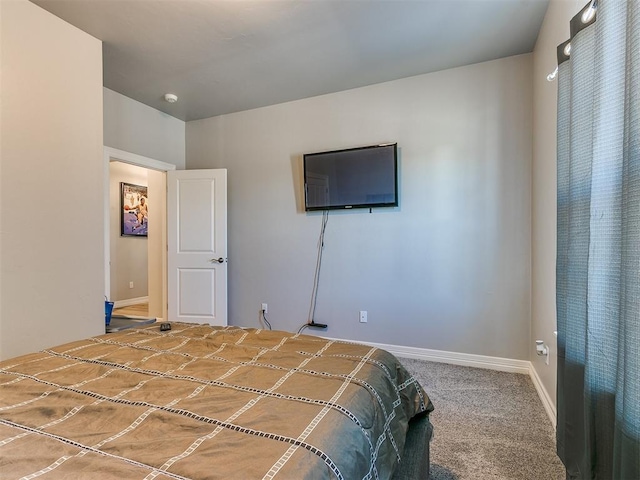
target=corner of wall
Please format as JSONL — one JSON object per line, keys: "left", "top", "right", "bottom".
{"left": 529, "top": 361, "right": 557, "bottom": 428}
{"left": 530, "top": 0, "right": 585, "bottom": 416}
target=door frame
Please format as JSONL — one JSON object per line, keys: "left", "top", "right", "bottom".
{"left": 103, "top": 147, "right": 176, "bottom": 313}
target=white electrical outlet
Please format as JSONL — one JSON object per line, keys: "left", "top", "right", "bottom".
{"left": 261, "top": 303, "right": 268, "bottom": 313}
{"left": 129, "top": 281, "right": 134, "bottom": 289}
{"left": 359, "top": 311, "right": 367, "bottom": 323}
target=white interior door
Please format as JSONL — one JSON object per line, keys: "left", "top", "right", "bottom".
{"left": 167, "top": 169, "right": 227, "bottom": 325}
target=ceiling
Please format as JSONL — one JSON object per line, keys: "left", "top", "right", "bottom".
{"left": 31, "top": 0, "right": 549, "bottom": 122}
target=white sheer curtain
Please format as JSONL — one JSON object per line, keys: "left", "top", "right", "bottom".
{"left": 556, "top": 0, "right": 639, "bottom": 478}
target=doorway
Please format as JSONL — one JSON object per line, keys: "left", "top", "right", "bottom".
{"left": 104, "top": 147, "right": 176, "bottom": 321}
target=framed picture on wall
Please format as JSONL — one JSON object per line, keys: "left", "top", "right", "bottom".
{"left": 121, "top": 182, "right": 148, "bottom": 237}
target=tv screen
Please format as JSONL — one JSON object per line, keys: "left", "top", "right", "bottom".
{"left": 303, "top": 143, "right": 398, "bottom": 211}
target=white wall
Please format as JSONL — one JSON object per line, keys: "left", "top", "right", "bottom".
{"left": 0, "top": 0, "right": 3, "bottom": 361}
{"left": 109, "top": 162, "right": 148, "bottom": 302}
{"left": 104, "top": 88, "right": 186, "bottom": 169}
{"left": 187, "top": 54, "right": 533, "bottom": 360}
{"left": 531, "top": 0, "right": 583, "bottom": 412}
{"left": 0, "top": 0, "right": 104, "bottom": 360}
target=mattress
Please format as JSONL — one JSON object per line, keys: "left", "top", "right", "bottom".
{"left": 0, "top": 323, "right": 433, "bottom": 479}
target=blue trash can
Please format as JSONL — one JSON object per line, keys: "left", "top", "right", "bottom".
{"left": 105, "top": 299, "right": 114, "bottom": 326}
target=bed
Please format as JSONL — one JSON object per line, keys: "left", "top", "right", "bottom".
{"left": 0, "top": 323, "right": 433, "bottom": 479}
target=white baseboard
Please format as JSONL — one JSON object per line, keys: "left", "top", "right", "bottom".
{"left": 325, "top": 336, "right": 555, "bottom": 426}
{"left": 342, "top": 338, "right": 530, "bottom": 374}
{"left": 113, "top": 296, "right": 148, "bottom": 308}
{"left": 529, "top": 363, "right": 557, "bottom": 429}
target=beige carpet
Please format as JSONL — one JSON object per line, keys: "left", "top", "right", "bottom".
{"left": 400, "top": 358, "right": 565, "bottom": 480}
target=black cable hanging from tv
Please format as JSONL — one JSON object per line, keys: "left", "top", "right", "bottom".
{"left": 299, "top": 211, "right": 329, "bottom": 333}
{"left": 261, "top": 309, "right": 272, "bottom": 330}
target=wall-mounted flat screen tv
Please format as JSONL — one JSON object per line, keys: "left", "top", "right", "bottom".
{"left": 303, "top": 143, "right": 398, "bottom": 211}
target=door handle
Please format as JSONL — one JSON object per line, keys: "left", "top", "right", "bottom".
{"left": 210, "top": 257, "right": 225, "bottom": 264}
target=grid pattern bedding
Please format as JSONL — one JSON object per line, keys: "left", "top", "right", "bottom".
{"left": 0, "top": 323, "right": 433, "bottom": 479}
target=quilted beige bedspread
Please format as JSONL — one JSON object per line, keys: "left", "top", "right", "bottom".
{"left": 0, "top": 324, "right": 432, "bottom": 479}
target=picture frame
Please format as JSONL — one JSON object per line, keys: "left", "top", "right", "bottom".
{"left": 121, "top": 182, "right": 148, "bottom": 237}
